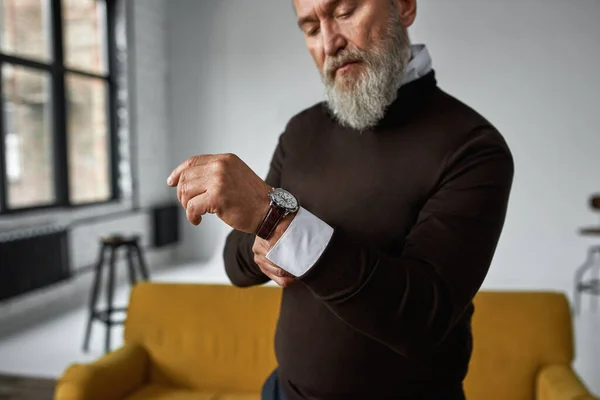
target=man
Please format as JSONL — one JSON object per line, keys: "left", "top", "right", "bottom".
{"left": 167, "top": 0, "right": 514, "bottom": 399}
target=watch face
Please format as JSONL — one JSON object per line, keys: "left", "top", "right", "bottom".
{"left": 271, "top": 188, "right": 298, "bottom": 211}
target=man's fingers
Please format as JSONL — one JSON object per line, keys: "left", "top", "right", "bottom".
{"left": 253, "top": 242, "right": 296, "bottom": 287}
{"left": 185, "top": 194, "right": 209, "bottom": 225}
{"left": 269, "top": 275, "right": 296, "bottom": 288}
{"left": 256, "top": 257, "right": 294, "bottom": 278}
{"left": 252, "top": 237, "right": 271, "bottom": 254}
{"left": 167, "top": 154, "right": 220, "bottom": 187}
{"left": 255, "top": 258, "right": 296, "bottom": 288}
{"left": 177, "top": 176, "right": 208, "bottom": 208}
{"left": 262, "top": 265, "right": 296, "bottom": 287}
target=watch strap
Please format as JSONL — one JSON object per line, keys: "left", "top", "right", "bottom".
{"left": 255, "top": 204, "right": 287, "bottom": 240}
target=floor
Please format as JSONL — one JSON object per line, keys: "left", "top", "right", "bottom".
{"left": 0, "top": 260, "right": 598, "bottom": 397}
{"left": 0, "top": 259, "right": 238, "bottom": 379}
{"left": 0, "top": 374, "right": 55, "bottom": 400}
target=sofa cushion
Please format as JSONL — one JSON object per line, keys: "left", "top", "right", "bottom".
{"left": 124, "top": 384, "right": 260, "bottom": 400}
{"left": 464, "top": 291, "right": 573, "bottom": 400}
{"left": 125, "top": 284, "right": 281, "bottom": 392}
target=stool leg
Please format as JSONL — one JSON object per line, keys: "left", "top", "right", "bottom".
{"left": 574, "top": 249, "right": 595, "bottom": 315}
{"left": 126, "top": 246, "right": 138, "bottom": 286}
{"left": 591, "top": 259, "right": 599, "bottom": 313}
{"left": 105, "top": 246, "right": 117, "bottom": 354}
{"left": 83, "top": 244, "right": 106, "bottom": 352}
{"left": 133, "top": 242, "right": 150, "bottom": 281}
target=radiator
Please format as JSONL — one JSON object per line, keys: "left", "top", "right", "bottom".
{"left": 0, "top": 225, "right": 71, "bottom": 302}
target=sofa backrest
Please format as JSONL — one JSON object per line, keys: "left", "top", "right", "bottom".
{"left": 125, "top": 283, "right": 574, "bottom": 398}
{"left": 464, "top": 290, "right": 574, "bottom": 400}
{"left": 125, "top": 283, "right": 282, "bottom": 393}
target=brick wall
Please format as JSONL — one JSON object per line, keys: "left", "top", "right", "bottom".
{"left": 130, "top": 0, "right": 172, "bottom": 211}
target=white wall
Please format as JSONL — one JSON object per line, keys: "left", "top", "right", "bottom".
{"left": 0, "top": 0, "right": 177, "bottom": 336}
{"left": 130, "top": 0, "right": 173, "bottom": 211}
{"left": 167, "top": 0, "right": 600, "bottom": 393}
{"left": 167, "top": 0, "right": 322, "bottom": 262}
{"left": 410, "top": 1, "right": 600, "bottom": 293}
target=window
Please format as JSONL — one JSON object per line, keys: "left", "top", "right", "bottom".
{"left": 0, "top": 0, "right": 118, "bottom": 213}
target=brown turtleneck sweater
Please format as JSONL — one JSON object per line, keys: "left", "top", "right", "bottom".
{"left": 223, "top": 71, "right": 514, "bottom": 400}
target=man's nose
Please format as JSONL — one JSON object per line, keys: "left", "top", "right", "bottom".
{"left": 321, "top": 23, "right": 347, "bottom": 57}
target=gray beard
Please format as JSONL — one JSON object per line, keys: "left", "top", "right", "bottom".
{"left": 321, "top": 10, "right": 412, "bottom": 131}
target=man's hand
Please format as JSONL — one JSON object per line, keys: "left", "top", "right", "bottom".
{"left": 252, "top": 236, "right": 296, "bottom": 287}
{"left": 167, "top": 153, "right": 271, "bottom": 233}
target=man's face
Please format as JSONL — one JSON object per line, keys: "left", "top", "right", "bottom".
{"left": 293, "top": 0, "right": 417, "bottom": 130}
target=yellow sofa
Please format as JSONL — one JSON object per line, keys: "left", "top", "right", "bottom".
{"left": 54, "top": 283, "right": 597, "bottom": 400}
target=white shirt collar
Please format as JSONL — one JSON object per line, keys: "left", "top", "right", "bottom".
{"left": 402, "top": 44, "right": 433, "bottom": 85}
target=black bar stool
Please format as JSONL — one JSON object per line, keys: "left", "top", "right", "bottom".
{"left": 82, "top": 234, "right": 150, "bottom": 354}
{"left": 574, "top": 195, "right": 600, "bottom": 315}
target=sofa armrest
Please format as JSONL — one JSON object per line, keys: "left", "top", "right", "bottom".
{"left": 54, "top": 342, "right": 149, "bottom": 400}
{"left": 536, "top": 364, "right": 598, "bottom": 400}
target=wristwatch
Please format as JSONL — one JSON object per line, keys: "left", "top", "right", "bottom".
{"left": 255, "top": 188, "right": 299, "bottom": 240}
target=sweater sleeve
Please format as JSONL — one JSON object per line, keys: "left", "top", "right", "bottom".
{"left": 223, "top": 134, "right": 286, "bottom": 287}
{"left": 298, "top": 126, "right": 514, "bottom": 359}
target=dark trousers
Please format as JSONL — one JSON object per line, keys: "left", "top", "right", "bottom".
{"left": 261, "top": 369, "right": 465, "bottom": 400}
{"left": 261, "top": 369, "right": 289, "bottom": 400}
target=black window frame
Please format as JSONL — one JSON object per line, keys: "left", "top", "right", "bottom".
{"left": 0, "top": 0, "right": 119, "bottom": 215}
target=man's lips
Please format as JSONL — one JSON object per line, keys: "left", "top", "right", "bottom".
{"left": 333, "top": 61, "right": 360, "bottom": 75}
{"left": 331, "top": 61, "right": 360, "bottom": 75}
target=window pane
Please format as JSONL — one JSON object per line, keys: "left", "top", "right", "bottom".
{"left": 66, "top": 73, "right": 111, "bottom": 204}
{"left": 2, "top": 64, "right": 55, "bottom": 208}
{"left": 0, "top": 0, "right": 51, "bottom": 62}
{"left": 63, "top": 0, "right": 107, "bottom": 74}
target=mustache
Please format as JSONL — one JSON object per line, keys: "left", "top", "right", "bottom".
{"left": 324, "top": 49, "right": 367, "bottom": 77}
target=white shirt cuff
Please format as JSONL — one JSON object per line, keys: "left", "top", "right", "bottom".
{"left": 266, "top": 207, "right": 334, "bottom": 277}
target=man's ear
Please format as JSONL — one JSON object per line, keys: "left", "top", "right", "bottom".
{"left": 392, "top": 0, "right": 417, "bottom": 28}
